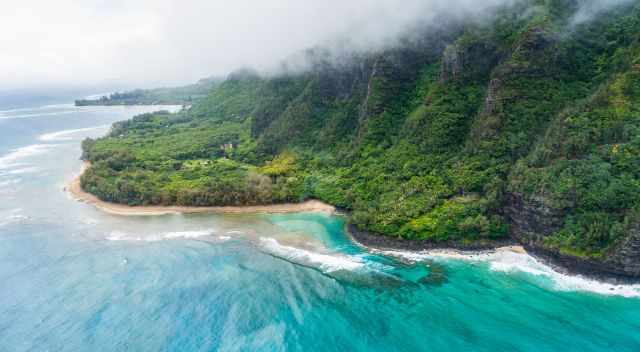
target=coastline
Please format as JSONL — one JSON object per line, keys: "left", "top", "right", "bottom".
{"left": 67, "top": 164, "right": 638, "bottom": 284}
{"left": 66, "top": 162, "right": 335, "bottom": 216}
{"left": 347, "top": 223, "right": 640, "bottom": 285}
{"left": 345, "top": 222, "right": 527, "bottom": 259}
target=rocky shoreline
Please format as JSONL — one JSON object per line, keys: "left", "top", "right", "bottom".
{"left": 346, "top": 223, "right": 517, "bottom": 252}
{"left": 346, "top": 223, "right": 640, "bottom": 285}
{"left": 72, "top": 163, "right": 639, "bottom": 284}
{"left": 520, "top": 245, "right": 640, "bottom": 285}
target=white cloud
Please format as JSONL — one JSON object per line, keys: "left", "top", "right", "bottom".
{"left": 0, "top": 0, "right": 632, "bottom": 90}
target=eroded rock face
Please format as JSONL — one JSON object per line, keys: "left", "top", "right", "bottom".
{"left": 506, "top": 192, "right": 640, "bottom": 281}
{"left": 506, "top": 193, "right": 564, "bottom": 245}
{"left": 603, "top": 219, "right": 640, "bottom": 277}
{"left": 440, "top": 44, "right": 463, "bottom": 82}
{"left": 439, "top": 41, "right": 501, "bottom": 83}
{"left": 482, "top": 78, "right": 503, "bottom": 116}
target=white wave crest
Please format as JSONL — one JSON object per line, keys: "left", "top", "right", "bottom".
{"left": 0, "top": 106, "right": 119, "bottom": 120}
{"left": 5, "top": 166, "right": 40, "bottom": 175}
{"left": 106, "top": 229, "right": 215, "bottom": 242}
{"left": 260, "top": 237, "right": 365, "bottom": 273}
{"left": 0, "top": 144, "right": 55, "bottom": 171}
{"left": 38, "top": 125, "right": 109, "bottom": 141}
{"left": 0, "top": 104, "right": 182, "bottom": 120}
{"left": 0, "top": 103, "right": 73, "bottom": 115}
{"left": 381, "top": 248, "right": 640, "bottom": 298}
{"left": 0, "top": 109, "right": 81, "bottom": 120}
{"left": 0, "top": 179, "right": 20, "bottom": 188}
{"left": 0, "top": 209, "right": 30, "bottom": 227}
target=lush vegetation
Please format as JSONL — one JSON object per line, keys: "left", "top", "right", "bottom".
{"left": 75, "top": 77, "right": 220, "bottom": 106}
{"left": 81, "top": 0, "right": 640, "bottom": 258}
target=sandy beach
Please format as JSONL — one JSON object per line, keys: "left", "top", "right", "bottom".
{"left": 66, "top": 162, "right": 336, "bottom": 216}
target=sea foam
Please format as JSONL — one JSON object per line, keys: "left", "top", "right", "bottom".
{"left": 259, "top": 237, "right": 365, "bottom": 273}
{"left": 38, "top": 125, "right": 109, "bottom": 142}
{"left": 0, "top": 209, "right": 29, "bottom": 228}
{"left": 0, "top": 144, "right": 55, "bottom": 172}
{"left": 106, "top": 230, "right": 216, "bottom": 242}
{"left": 0, "top": 179, "right": 20, "bottom": 188}
{"left": 381, "top": 248, "right": 640, "bottom": 298}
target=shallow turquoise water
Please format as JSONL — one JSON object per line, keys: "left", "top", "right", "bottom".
{"left": 0, "top": 103, "right": 639, "bottom": 351}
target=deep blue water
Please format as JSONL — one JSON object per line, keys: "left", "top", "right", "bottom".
{"left": 0, "top": 103, "right": 639, "bottom": 351}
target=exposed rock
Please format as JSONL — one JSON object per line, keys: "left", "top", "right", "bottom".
{"left": 347, "top": 223, "right": 516, "bottom": 252}
{"left": 505, "top": 192, "right": 564, "bottom": 245}
{"left": 507, "top": 192, "right": 640, "bottom": 282}
{"left": 440, "top": 44, "right": 463, "bottom": 82}
{"left": 482, "top": 78, "right": 503, "bottom": 116}
{"left": 439, "top": 40, "right": 501, "bottom": 83}
{"left": 602, "top": 218, "right": 640, "bottom": 277}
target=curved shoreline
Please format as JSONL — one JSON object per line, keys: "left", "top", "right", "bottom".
{"left": 66, "top": 162, "right": 335, "bottom": 216}
{"left": 66, "top": 164, "right": 637, "bottom": 284}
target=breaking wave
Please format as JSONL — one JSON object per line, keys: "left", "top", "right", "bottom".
{"left": 106, "top": 230, "right": 217, "bottom": 242}
{"left": 0, "top": 209, "right": 30, "bottom": 228}
{"left": 381, "top": 248, "right": 640, "bottom": 298}
{"left": 38, "top": 125, "right": 110, "bottom": 142}
{"left": 0, "top": 144, "right": 56, "bottom": 175}
{"left": 259, "top": 237, "right": 365, "bottom": 273}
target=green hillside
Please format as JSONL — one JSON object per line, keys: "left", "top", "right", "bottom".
{"left": 80, "top": 0, "right": 640, "bottom": 277}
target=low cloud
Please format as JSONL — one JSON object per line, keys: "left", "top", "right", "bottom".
{"left": 571, "top": 0, "right": 635, "bottom": 25}
{"left": 0, "top": 0, "right": 633, "bottom": 91}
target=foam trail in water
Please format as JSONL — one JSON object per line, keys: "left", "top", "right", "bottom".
{"left": 38, "top": 125, "right": 110, "bottom": 142}
{"left": 0, "top": 109, "right": 88, "bottom": 120}
{"left": 5, "top": 167, "right": 40, "bottom": 175}
{"left": 106, "top": 230, "right": 216, "bottom": 242}
{"left": 0, "top": 208, "right": 29, "bottom": 228}
{"left": 0, "top": 106, "right": 125, "bottom": 120}
{"left": 0, "top": 144, "right": 55, "bottom": 171}
{"left": 7, "top": 103, "right": 73, "bottom": 112}
{"left": 260, "top": 237, "right": 365, "bottom": 273}
{"left": 0, "top": 179, "right": 20, "bottom": 188}
{"left": 381, "top": 249, "right": 640, "bottom": 298}
{"left": 0, "top": 103, "right": 73, "bottom": 115}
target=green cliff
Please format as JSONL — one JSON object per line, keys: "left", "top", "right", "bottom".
{"left": 80, "top": 0, "right": 640, "bottom": 279}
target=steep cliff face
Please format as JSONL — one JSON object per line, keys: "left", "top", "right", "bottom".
{"left": 506, "top": 41, "right": 640, "bottom": 278}
{"left": 606, "top": 219, "right": 640, "bottom": 277}
{"left": 81, "top": 0, "right": 640, "bottom": 280}
{"left": 506, "top": 193, "right": 565, "bottom": 244}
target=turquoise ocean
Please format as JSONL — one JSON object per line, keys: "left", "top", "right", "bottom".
{"left": 0, "top": 102, "right": 639, "bottom": 351}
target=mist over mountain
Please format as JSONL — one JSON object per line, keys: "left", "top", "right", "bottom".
{"left": 2, "top": 0, "right": 633, "bottom": 91}
{"left": 78, "top": 0, "right": 640, "bottom": 280}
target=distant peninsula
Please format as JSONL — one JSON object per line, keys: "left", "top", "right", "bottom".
{"left": 75, "top": 77, "right": 220, "bottom": 106}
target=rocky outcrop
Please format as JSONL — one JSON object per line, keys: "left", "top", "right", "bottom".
{"left": 506, "top": 192, "right": 640, "bottom": 282}
{"left": 482, "top": 78, "right": 503, "bottom": 116}
{"left": 505, "top": 193, "right": 564, "bottom": 245}
{"left": 347, "top": 224, "right": 517, "bottom": 252}
{"left": 439, "top": 40, "right": 501, "bottom": 83}
{"left": 440, "top": 44, "right": 464, "bottom": 82}
{"left": 602, "top": 219, "right": 640, "bottom": 278}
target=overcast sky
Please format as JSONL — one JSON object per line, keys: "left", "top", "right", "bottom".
{"left": 0, "top": 0, "right": 632, "bottom": 91}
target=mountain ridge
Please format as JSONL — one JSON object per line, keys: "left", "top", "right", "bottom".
{"left": 79, "top": 0, "right": 640, "bottom": 280}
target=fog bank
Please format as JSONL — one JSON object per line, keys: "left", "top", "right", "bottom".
{"left": 0, "top": 0, "right": 634, "bottom": 90}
